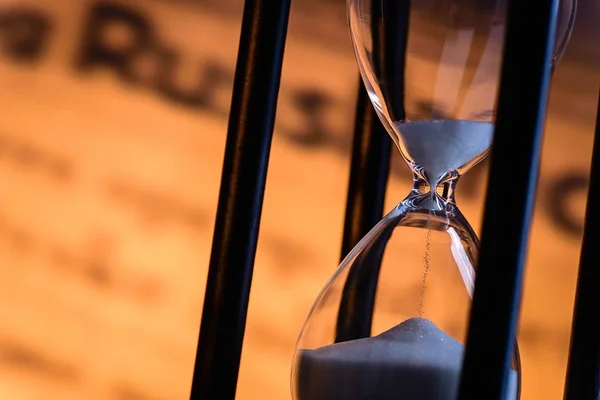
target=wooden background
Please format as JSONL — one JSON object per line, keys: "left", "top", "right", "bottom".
{"left": 0, "top": 0, "right": 598, "bottom": 399}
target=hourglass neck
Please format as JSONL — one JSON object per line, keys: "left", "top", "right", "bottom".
{"left": 401, "top": 170, "right": 460, "bottom": 212}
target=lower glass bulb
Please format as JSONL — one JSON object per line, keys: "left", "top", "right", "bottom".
{"left": 291, "top": 200, "right": 520, "bottom": 400}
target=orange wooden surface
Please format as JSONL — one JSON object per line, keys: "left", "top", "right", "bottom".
{"left": 0, "top": 1, "right": 597, "bottom": 399}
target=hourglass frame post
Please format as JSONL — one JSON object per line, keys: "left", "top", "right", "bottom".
{"left": 563, "top": 92, "right": 600, "bottom": 400}
{"left": 457, "top": 0, "right": 559, "bottom": 399}
{"left": 335, "top": 0, "right": 409, "bottom": 344}
{"left": 340, "top": 82, "right": 392, "bottom": 272}
{"left": 189, "top": 0, "right": 291, "bottom": 398}
{"left": 334, "top": 82, "right": 393, "bottom": 343}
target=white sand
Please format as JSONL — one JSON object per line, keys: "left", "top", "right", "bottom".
{"left": 396, "top": 120, "right": 494, "bottom": 184}
{"left": 296, "top": 317, "right": 517, "bottom": 400}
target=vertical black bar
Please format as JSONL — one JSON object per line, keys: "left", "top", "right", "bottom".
{"left": 189, "top": 0, "right": 291, "bottom": 399}
{"left": 334, "top": 83, "right": 392, "bottom": 342}
{"left": 340, "top": 84, "right": 392, "bottom": 273}
{"left": 563, "top": 91, "right": 600, "bottom": 400}
{"left": 458, "top": 0, "right": 558, "bottom": 399}
{"left": 334, "top": 0, "right": 408, "bottom": 343}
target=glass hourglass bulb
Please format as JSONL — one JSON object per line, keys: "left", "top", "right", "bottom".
{"left": 291, "top": 1, "right": 576, "bottom": 399}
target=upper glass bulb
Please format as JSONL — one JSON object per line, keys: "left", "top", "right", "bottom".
{"left": 349, "top": 0, "right": 575, "bottom": 186}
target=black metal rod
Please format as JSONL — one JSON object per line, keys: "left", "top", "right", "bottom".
{"left": 340, "top": 82, "right": 392, "bottom": 276}
{"left": 457, "top": 0, "right": 558, "bottom": 398}
{"left": 334, "top": 83, "right": 392, "bottom": 342}
{"left": 189, "top": 0, "right": 291, "bottom": 398}
{"left": 563, "top": 91, "right": 600, "bottom": 400}
{"left": 334, "top": 0, "right": 407, "bottom": 344}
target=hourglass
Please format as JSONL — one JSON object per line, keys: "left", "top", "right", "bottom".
{"left": 291, "top": 0, "right": 576, "bottom": 399}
